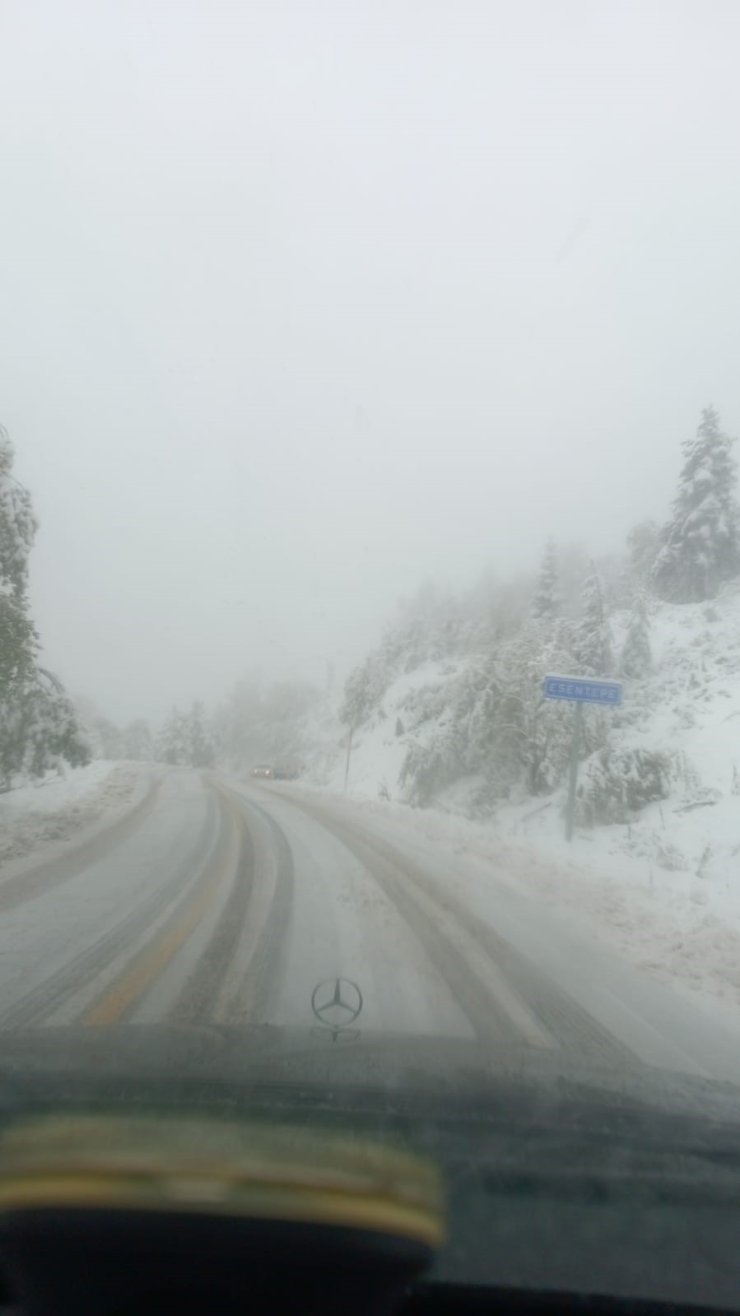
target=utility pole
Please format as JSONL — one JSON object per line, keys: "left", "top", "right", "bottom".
{"left": 343, "top": 724, "right": 354, "bottom": 792}
{"left": 565, "top": 701, "right": 583, "bottom": 842}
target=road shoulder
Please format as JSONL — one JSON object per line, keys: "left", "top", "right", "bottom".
{"left": 0, "top": 762, "right": 161, "bottom": 887}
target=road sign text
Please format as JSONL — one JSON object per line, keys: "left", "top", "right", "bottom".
{"left": 543, "top": 675, "right": 623, "bottom": 706}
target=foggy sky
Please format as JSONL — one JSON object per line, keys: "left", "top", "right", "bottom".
{"left": 1, "top": 0, "right": 739, "bottom": 724}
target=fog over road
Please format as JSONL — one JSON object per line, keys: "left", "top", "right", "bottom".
{"left": 0, "top": 768, "right": 737, "bottom": 1089}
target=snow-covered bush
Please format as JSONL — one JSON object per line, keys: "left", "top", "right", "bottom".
{"left": 577, "top": 745, "right": 673, "bottom": 825}
{"left": 399, "top": 664, "right": 497, "bottom": 805}
{"left": 0, "top": 674, "right": 90, "bottom": 790}
{"left": 341, "top": 653, "right": 389, "bottom": 728}
{"left": 400, "top": 723, "right": 463, "bottom": 806}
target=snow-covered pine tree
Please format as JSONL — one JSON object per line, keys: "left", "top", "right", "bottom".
{"left": 156, "top": 707, "right": 189, "bottom": 765}
{"left": 0, "top": 429, "right": 38, "bottom": 699}
{"left": 531, "top": 538, "right": 560, "bottom": 622}
{"left": 211, "top": 675, "right": 262, "bottom": 767}
{"left": 574, "top": 569, "right": 612, "bottom": 676}
{"left": 340, "top": 656, "right": 385, "bottom": 729}
{"left": 494, "top": 620, "right": 576, "bottom": 797}
{"left": 122, "top": 719, "right": 153, "bottom": 760}
{"left": 619, "top": 594, "right": 652, "bottom": 680}
{"left": 610, "top": 520, "right": 660, "bottom": 610}
{"left": 187, "top": 701, "right": 214, "bottom": 767}
{"left": 626, "top": 520, "right": 659, "bottom": 591}
{"left": 653, "top": 407, "right": 740, "bottom": 602}
{"left": 0, "top": 429, "right": 88, "bottom": 788}
{"left": 92, "top": 717, "right": 123, "bottom": 759}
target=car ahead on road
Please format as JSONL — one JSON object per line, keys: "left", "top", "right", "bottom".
{"left": 252, "top": 763, "right": 301, "bottom": 781}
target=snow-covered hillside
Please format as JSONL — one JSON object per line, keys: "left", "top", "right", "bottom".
{"left": 296, "top": 582, "right": 740, "bottom": 1011}
{"left": 308, "top": 658, "right": 469, "bottom": 799}
{"left": 310, "top": 585, "right": 740, "bottom": 856}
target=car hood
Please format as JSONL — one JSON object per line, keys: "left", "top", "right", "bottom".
{"left": 1, "top": 1027, "right": 739, "bottom": 1313}
{"left": 0, "top": 1024, "right": 739, "bottom": 1133}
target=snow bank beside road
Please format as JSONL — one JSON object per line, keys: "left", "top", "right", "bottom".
{"left": 408, "top": 802, "right": 740, "bottom": 1018}
{"left": 0, "top": 762, "right": 151, "bottom": 871}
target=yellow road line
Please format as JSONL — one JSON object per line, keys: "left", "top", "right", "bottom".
{"left": 84, "top": 796, "right": 241, "bottom": 1028}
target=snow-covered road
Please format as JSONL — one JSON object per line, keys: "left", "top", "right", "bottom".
{"left": 1, "top": 767, "right": 739, "bottom": 1088}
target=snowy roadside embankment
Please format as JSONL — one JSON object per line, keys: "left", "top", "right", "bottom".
{"left": 395, "top": 799, "right": 740, "bottom": 1018}
{"left": 0, "top": 762, "right": 153, "bottom": 872}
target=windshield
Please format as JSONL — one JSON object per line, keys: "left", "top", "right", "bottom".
{"left": 1, "top": 0, "right": 740, "bottom": 1304}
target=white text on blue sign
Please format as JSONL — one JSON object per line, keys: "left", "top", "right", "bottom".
{"left": 542, "top": 675, "right": 623, "bottom": 706}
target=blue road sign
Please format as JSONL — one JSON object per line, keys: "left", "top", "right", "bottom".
{"left": 543, "top": 674, "right": 623, "bottom": 706}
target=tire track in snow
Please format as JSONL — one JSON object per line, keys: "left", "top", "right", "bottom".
{"left": 167, "top": 792, "right": 256, "bottom": 1025}
{"left": 297, "top": 817, "right": 547, "bottom": 1050}
{"left": 254, "top": 790, "right": 633, "bottom": 1065}
{"left": 214, "top": 787, "right": 294, "bottom": 1027}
